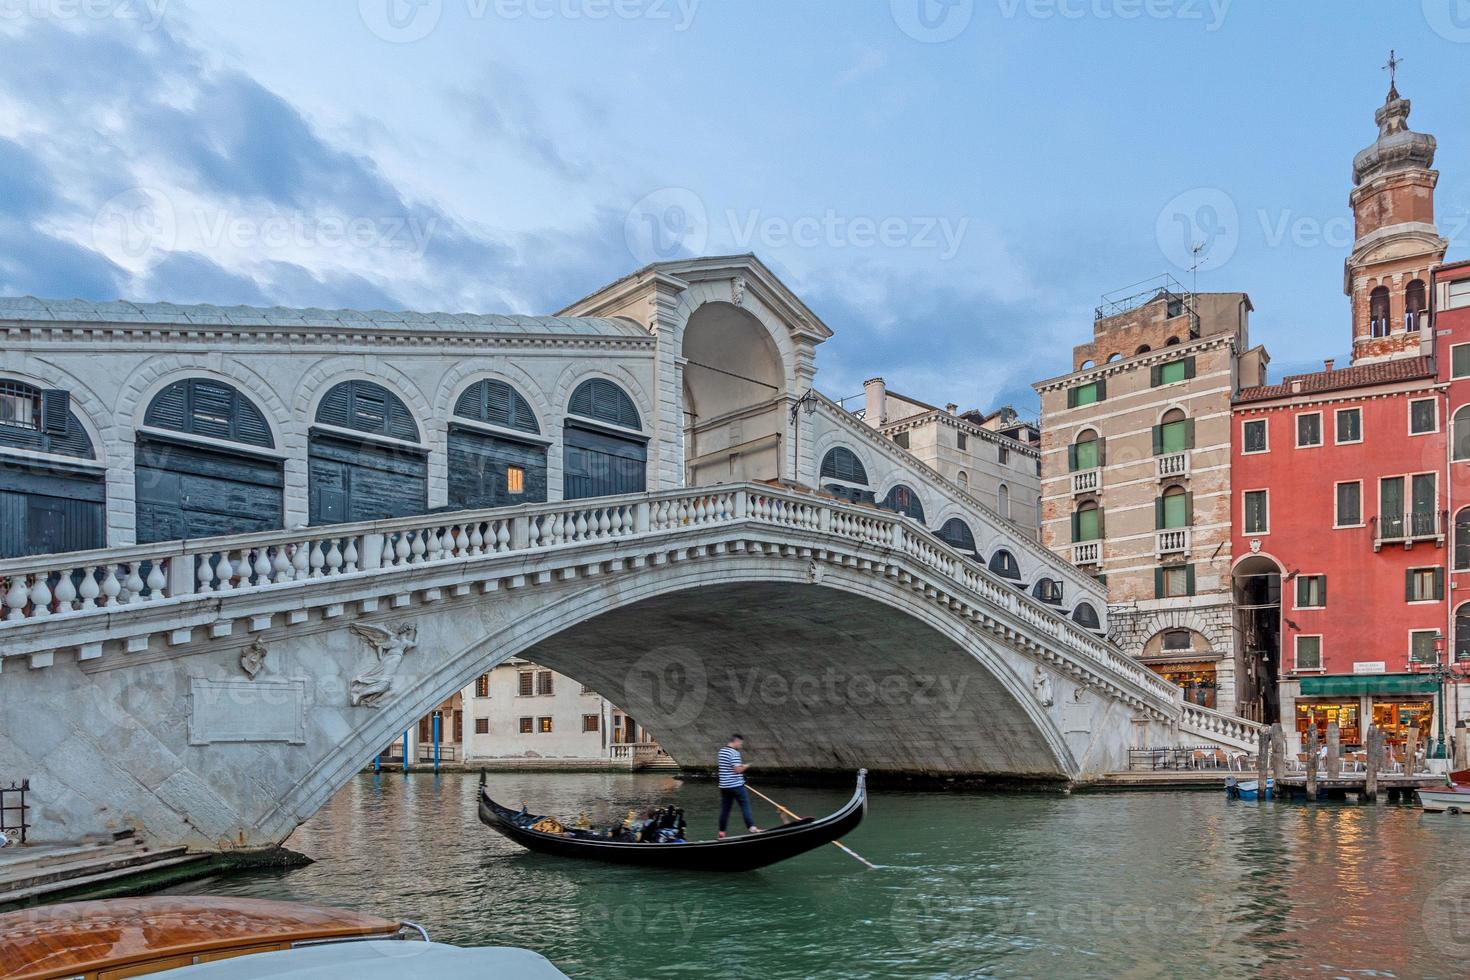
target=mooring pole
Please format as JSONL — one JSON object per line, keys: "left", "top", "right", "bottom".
{"left": 1257, "top": 726, "right": 1270, "bottom": 796}
{"left": 1305, "top": 726, "right": 1320, "bottom": 800}
{"left": 433, "top": 714, "right": 441, "bottom": 774}
{"left": 402, "top": 730, "right": 409, "bottom": 775}
{"left": 1327, "top": 722, "right": 1341, "bottom": 779}
{"left": 1364, "top": 726, "right": 1379, "bottom": 802}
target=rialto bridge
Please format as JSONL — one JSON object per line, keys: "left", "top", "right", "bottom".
{"left": 0, "top": 255, "right": 1261, "bottom": 849}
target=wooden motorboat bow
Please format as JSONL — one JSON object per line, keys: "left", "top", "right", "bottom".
{"left": 479, "top": 770, "right": 867, "bottom": 872}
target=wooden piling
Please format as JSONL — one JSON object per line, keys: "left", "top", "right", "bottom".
{"left": 1406, "top": 727, "right": 1418, "bottom": 776}
{"left": 1456, "top": 721, "right": 1468, "bottom": 771}
{"left": 1257, "top": 726, "right": 1270, "bottom": 795}
{"left": 1305, "top": 726, "right": 1320, "bottom": 799}
{"left": 1326, "top": 722, "right": 1341, "bottom": 779}
{"left": 1364, "top": 726, "right": 1379, "bottom": 802}
{"left": 1270, "top": 723, "right": 1286, "bottom": 786}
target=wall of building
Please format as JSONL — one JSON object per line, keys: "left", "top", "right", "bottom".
{"left": 461, "top": 661, "right": 627, "bottom": 762}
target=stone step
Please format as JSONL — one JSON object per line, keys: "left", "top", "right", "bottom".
{"left": 0, "top": 838, "right": 146, "bottom": 877}
{"left": 0, "top": 851, "right": 209, "bottom": 907}
{"left": 0, "top": 843, "right": 191, "bottom": 896}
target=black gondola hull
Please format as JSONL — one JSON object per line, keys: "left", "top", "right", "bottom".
{"left": 478, "top": 771, "right": 867, "bottom": 872}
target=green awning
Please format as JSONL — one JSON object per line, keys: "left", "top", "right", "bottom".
{"left": 1299, "top": 673, "right": 1439, "bottom": 697}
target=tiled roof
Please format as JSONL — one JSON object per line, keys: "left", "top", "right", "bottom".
{"left": 0, "top": 296, "right": 650, "bottom": 338}
{"left": 1235, "top": 356, "right": 1435, "bottom": 404}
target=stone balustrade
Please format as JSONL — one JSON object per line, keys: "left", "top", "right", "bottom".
{"left": 1178, "top": 703, "right": 1266, "bottom": 753}
{"left": 0, "top": 482, "right": 1183, "bottom": 718}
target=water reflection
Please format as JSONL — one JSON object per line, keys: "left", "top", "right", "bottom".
{"left": 161, "top": 774, "right": 1467, "bottom": 978}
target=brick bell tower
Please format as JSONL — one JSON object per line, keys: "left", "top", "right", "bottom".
{"left": 1346, "top": 54, "right": 1447, "bottom": 365}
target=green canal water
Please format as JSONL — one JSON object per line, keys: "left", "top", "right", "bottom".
{"left": 162, "top": 773, "right": 1470, "bottom": 978}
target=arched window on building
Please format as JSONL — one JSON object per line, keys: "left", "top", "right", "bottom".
{"left": 1072, "top": 500, "right": 1102, "bottom": 543}
{"left": 564, "top": 379, "right": 647, "bottom": 500}
{"left": 1071, "top": 601, "right": 1101, "bottom": 631}
{"left": 1069, "top": 429, "right": 1102, "bottom": 473}
{"left": 820, "top": 446, "right": 873, "bottom": 504}
{"left": 1154, "top": 408, "right": 1193, "bottom": 457}
{"left": 1165, "top": 336, "right": 1182, "bottom": 346}
{"left": 1453, "top": 407, "right": 1470, "bottom": 464}
{"left": 1107, "top": 352, "right": 1123, "bottom": 363}
{"left": 137, "top": 378, "right": 282, "bottom": 542}
{"left": 880, "top": 484, "right": 925, "bottom": 522}
{"left": 937, "top": 517, "right": 977, "bottom": 557}
{"left": 1157, "top": 484, "right": 1192, "bottom": 530}
{"left": 988, "top": 549, "right": 1021, "bottom": 582}
{"left": 956, "top": 470, "right": 969, "bottom": 489}
{"left": 1456, "top": 506, "right": 1470, "bottom": 571}
{"left": 1406, "top": 279, "right": 1428, "bottom": 332}
{"left": 997, "top": 483, "right": 1010, "bottom": 519}
{"left": 1, "top": 380, "right": 105, "bottom": 557}
{"left": 1370, "top": 285, "right": 1391, "bottom": 337}
{"left": 448, "top": 379, "right": 547, "bottom": 509}
{"left": 1457, "top": 604, "right": 1470, "bottom": 663}
{"left": 309, "top": 380, "right": 426, "bottom": 525}
{"left": 1135, "top": 344, "right": 1151, "bottom": 355}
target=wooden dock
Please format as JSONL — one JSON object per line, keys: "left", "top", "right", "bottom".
{"left": 0, "top": 833, "right": 214, "bottom": 910}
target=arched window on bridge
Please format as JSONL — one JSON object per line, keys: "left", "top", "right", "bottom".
{"left": 449, "top": 379, "right": 547, "bottom": 509}
{"left": 564, "top": 379, "right": 647, "bottom": 500}
{"left": 0, "top": 379, "right": 105, "bottom": 558}
{"left": 820, "top": 446, "right": 873, "bottom": 505}
{"left": 880, "top": 484, "right": 925, "bottom": 523}
{"left": 988, "top": 548, "right": 1021, "bottom": 582}
{"left": 1071, "top": 601, "right": 1101, "bottom": 631}
{"left": 1032, "top": 577, "right": 1063, "bottom": 605}
{"left": 936, "top": 517, "right": 978, "bottom": 557}
{"left": 136, "top": 378, "right": 282, "bottom": 543}
{"left": 310, "top": 380, "right": 426, "bottom": 525}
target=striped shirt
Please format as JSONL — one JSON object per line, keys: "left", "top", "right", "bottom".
{"left": 717, "top": 746, "right": 744, "bottom": 788}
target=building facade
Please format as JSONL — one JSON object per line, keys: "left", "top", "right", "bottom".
{"left": 1035, "top": 284, "right": 1268, "bottom": 716}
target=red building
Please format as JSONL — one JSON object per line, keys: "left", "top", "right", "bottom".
{"left": 1438, "top": 260, "right": 1470, "bottom": 705}
{"left": 1229, "top": 78, "right": 1452, "bottom": 752}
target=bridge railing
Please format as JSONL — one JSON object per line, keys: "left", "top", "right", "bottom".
{"left": 0, "top": 483, "right": 1180, "bottom": 710}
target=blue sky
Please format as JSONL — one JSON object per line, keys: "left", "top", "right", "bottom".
{"left": 2, "top": 2, "right": 1468, "bottom": 416}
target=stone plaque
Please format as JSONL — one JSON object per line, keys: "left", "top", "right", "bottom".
{"left": 188, "top": 678, "right": 307, "bottom": 746}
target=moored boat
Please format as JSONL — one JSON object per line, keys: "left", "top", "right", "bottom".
{"left": 1225, "top": 776, "right": 1274, "bottom": 800}
{"left": 479, "top": 769, "right": 867, "bottom": 872}
{"left": 1418, "top": 769, "right": 1470, "bottom": 813}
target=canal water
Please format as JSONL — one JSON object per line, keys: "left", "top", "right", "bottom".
{"left": 164, "top": 773, "right": 1470, "bottom": 978}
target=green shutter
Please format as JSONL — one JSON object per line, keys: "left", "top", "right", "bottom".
{"left": 1152, "top": 425, "right": 1163, "bottom": 456}
{"left": 1071, "top": 511, "right": 1081, "bottom": 542}
{"left": 1067, "top": 387, "right": 1078, "bottom": 409}
{"left": 1154, "top": 497, "right": 1165, "bottom": 530}
{"left": 1185, "top": 564, "right": 1196, "bottom": 596}
{"left": 1320, "top": 575, "right": 1327, "bottom": 606}
{"left": 1068, "top": 444, "right": 1078, "bottom": 472}
{"left": 1154, "top": 567, "right": 1165, "bottom": 598}
{"left": 1435, "top": 567, "right": 1446, "bottom": 600}
{"left": 1406, "top": 569, "right": 1416, "bottom": 602}
{"left": 1184, "top": 357, "right": 1196, "bottom": 380}
{"left": 1150, "top": 364, "right": 1162, "bottom": 387}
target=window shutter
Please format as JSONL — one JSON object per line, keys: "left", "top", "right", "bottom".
{"left": 1150, "top": 364, "right": 1162, "bottom": 387}
{"left": 1406, "top": 569, "right": 1416, "bottom": 602}
{"left": 1435, "top": 567, "right": 1446, "bottom": 600}
{"left": 1320, "top": 576, "right": 1327, "bottom": 606}
{"left": 1152, "top": 425, "right": 1163, "bottom": 456}
{"left": 1184, "top": 357, "right": 1197, "bottom": 380}
{"left": 1095, "top": 379, "right": 1107, "bottom": 400}
{"left": 1071, "top": 511, "right": 1081, "bottom": 542}
{"left": 1185, "top": 492, "right": 1194, "bottom": 525}
{"left": 40, "top": 390, "right": 70, "bottom": 436}
{"left": 1185, "top": 564, "right": 1196, "bottom": 596}
{"left": 1068, "top": 444, "right": 1078, "bottom": 472}
{"left": 1067, "top": 387, "right": 1078, "bottom": 409}
{"left": 1154, "top": 497, "right": 1164, "bottom": 530}
{"left": 1154, "top": 567, "right": 1165, "bottom": 598}
{"left": 1096, "top": 437, "right": 1106, "bottom": 466}
{"left": 1184, "top": 418, "right": 1196, "bottom": 449}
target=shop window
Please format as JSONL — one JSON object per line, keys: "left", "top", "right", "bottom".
{"left": 1242, "top": 419, "right": 1267, "bottom": 454}
{"left": 1243, "top": 490, "right": 1269, "bottom": 534}
{"left": 1410, "top": 629, "right": 1441, "bottom": 664}
{"left": 475, "top": 718, "right": 490, "bottom": 735}
{"left": 519, "top": 717, "right": 534, "bottom": 734}
{"left": 538, "top": 716, "right": 553, "bottom": 733}
{"left": 517, "top": 672, "right": 534, "bottom": 696}
{"left": 1294, "top": 635, "right": 1322, "bottom": 671}
{"left": 1336, "top": 482, "right": 1362, "bottom": 527}
{"left": 1296, "top": 701, "right": 1360, "bottom": 745}
{"left": 1406, "top": 567, "right": 1444, "bottom": 604}
{"left": 1335, "top": 407, "right": 1362, "bottom": 444}
{"left": 475, "top": 674, "right": 490, "bottom": 698}
{"left": 1371, "top": 701, "right": 1433, "bottom": 746}
{"left": 1152, "top": 662, "right": 1216, "bottom": 708}
{"left": 582, "top": 714, "right": 600, "bottom": 733}
{"left": 1296, "top": 413, "right": 1322, "bottom": 448}
{"left": 536, "top": 670, "right": 554, "bottom": 696}
{"left": 1410, "top": 399, "right": 1438, "bottom": 435}
{"left": 1296, "top": 575, "right": 1326, "bottom": 609}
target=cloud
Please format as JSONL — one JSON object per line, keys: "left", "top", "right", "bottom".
{"left": 835, "top": 47, "right": 888, "bottom": 87}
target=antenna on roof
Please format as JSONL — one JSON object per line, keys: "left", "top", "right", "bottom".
{"left": 1188, "top": 240, "right": 1206, "bottom": 298}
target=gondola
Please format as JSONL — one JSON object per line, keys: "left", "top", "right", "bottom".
{"left": 478, "top": 769, "right": 867, "bottom": 872}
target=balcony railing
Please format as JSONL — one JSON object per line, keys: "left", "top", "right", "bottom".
{"left": 1072, "top": 541, "right": 1101, "bottom": 566}
{"left": 1156, "top": 528, "right": 1190, "bottom": 556}
{"left": 1071, "top": 468, "right": 1100, "bottom": 495}
{"left": 1157, "top": 453, "right": 1188, "bottom": 480}
{"left": 1373, "top": 509, "right": 1444, "bottom": 551}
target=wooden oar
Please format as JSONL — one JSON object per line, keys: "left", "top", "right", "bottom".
{"left": 746, "top": 785, "right": 877, "bottom": 870}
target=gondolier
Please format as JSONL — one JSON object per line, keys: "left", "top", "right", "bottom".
{"left": 718, "top": 734, "right": 759, "bottom": 838}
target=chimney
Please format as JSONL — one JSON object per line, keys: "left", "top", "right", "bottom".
{"left": 1324, "top": 358, "right": 1335, "bottom": 372}
{"left": 863, "top": 377, "right": 887, "bottom": 427}
{"left": 945, "top": 402, "right": 958, "bottom": 416}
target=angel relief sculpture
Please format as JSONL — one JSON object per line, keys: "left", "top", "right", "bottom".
{"left": 348, "top": 622, "right": 418, "bottom": 707}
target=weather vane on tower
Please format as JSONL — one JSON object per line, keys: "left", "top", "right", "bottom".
{"left": 1383, "top": 49, "right": 1403, "bottom": 91}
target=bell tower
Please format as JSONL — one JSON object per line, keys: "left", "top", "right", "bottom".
{"left": 1345, "top": 53, "right": 1447, "bottom": 365}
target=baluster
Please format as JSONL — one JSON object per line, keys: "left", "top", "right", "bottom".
{"left": 216, "top": 554, "right": 237, "bottom": 593}
{"left": 472, "top": 522, "right": 488, "bottom": 554}
{"left": 595, "top": 509, "right": 609, "bottom": 538}
{"left": 146, "top": 559, "right": 168, "bottom": 599}
{"left": 434, "top": 526, "right": 449, "bottom": 559}
{"left": 5, "top": 575, "right": 29, "bottom": 620}
{"left": 197, "top": 555, "right": 216, "bottom": 594}
{"left": 495, "top": 521, "right": 511, "bottom": 552}
{"left": 572, "top": 512, "right": 587, "bottom": 541}
{"left": 309, "top": 540, "right": 326, "bottom": 578}
{"left": 78, "top": 566, "right": 100, "bottom": 609}
{"left": 248, "top": 548, "right": 269, "bottom": 587}
{"left": 325, "top": 539, "right": 344, "bottom": 576}
{"left": 610, "top": 507, "right": 625, "bottom": 536}
{"left": 425, "top": 528, "right": 443, "bottom": 562}
{"left": 53, "top": 569, "right": 77, "bottom": 613}
{"left": 292, "top": 541, "right": 311, "bottom": 580}
{"left": 272, "top": 545, "right": 292, "bottom": 583}
{"left": 409, "top": 531, "right": 426, "bottom": 564}
{"left": 343, "top": 537, "right": 360, "bottom": 572}
{"left": 393, "top": 532, "right": 411, "bottom": 567}
{"left": 28, "top": 573, "right": 52, "bottom": 618}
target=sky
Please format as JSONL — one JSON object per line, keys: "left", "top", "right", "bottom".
{"left": 1, "top": 1, "right": 1468, "bottom": 418}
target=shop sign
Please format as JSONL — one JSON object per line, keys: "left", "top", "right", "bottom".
{"left": 1353, "top": 661, "right": 1387, "bottom": 675}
